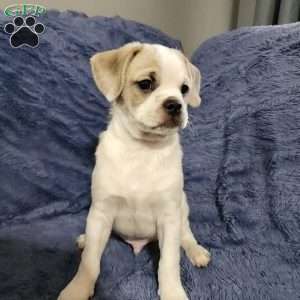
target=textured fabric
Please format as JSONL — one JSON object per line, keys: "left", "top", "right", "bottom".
{"left": 191, "top": 23, "right": 300, "bottom": 299}
{"left": 0, "top": 10, "right": 181, "bottom": 300}
{"left": 0, "top": 10, "right": 300, "bottom": 300}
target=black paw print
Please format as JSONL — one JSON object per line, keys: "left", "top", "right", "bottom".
{"left": 4, "top": 16, "right": 45, "bottom": 48}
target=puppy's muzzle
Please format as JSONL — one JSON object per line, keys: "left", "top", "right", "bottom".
{"left": 163, "top": 98, "right": 182, "bottom": 116}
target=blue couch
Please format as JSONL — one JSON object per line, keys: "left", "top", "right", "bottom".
{"left": 0, "top": 10, "right": 299, "bottom": 300}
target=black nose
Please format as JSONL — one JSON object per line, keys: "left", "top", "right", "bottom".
{"left": 163, "top": 99, "right": 182, "bottom": 116}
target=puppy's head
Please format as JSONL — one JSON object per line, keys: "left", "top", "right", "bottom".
{"left": 91, "top": 42, "right": 201, "bottom": 138}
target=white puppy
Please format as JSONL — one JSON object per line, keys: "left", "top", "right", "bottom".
{"left": 58, "top": 42, "right": 211, "bottom": 300}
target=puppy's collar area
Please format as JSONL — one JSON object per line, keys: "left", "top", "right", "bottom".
{"left": 109, "top": 105, "right": 178, "bottom": 146}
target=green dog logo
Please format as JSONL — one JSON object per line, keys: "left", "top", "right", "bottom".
{"left": 4, "top": 4, "right": 46, "bottom": 17}
{"left": 3, "top": 4, "right": 46, "bottom": 48}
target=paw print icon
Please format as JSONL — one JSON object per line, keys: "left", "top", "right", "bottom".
{"left": 4, "top": 16, "right": 45, "bottom": 48}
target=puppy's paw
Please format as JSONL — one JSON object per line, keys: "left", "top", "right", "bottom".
{"left": 76, "top": 234, "right": 85, "bottom": 250}
{"left": 185, "top": 244, "right": 211, "bottom": 268}
{"left": 58, "top": 276, "right": 94, "bottom": 300}
{"left": 160, "top": 286, "right": 189, "bottom": 300}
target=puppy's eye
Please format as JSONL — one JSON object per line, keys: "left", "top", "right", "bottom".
{"left": 137, "top": 79, "right": 153, "bottom": 91}
{"left": 181, "top": 84, "right": 189, "bottom": 95}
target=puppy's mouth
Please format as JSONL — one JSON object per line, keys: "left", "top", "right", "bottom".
{"left": 136, "top": 117, "right": 182, "bottom": 140}
{"left": 150, "top": 116, "right": 182, "bottom": 130}
{"left": 125, "top": 108, "right": 183, "bottom": 139}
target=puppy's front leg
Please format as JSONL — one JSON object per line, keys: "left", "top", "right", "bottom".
{"left": 157, "top": 211, "right": 188, "bottom": 300}
{"left": 58, "top": 203, "right": 113, "bottom": 300}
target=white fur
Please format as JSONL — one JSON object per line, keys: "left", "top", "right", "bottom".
{"left": 58, "top": 43, "right": 210, "bottom": 300}
{"left": 134, "top": 45, "right": 189, "bottom": 130}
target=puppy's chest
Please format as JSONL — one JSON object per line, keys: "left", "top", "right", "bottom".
{"left": 104, "top": 151, "right": 180, "bottom": 240}
{"left": 105, "top": 150, "right": 179, "bottom": 200}
{"left": 94, "top": 135, "right": 183, "bottom": 241}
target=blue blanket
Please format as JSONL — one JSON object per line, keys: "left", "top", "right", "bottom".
{"left": 0, "top": 10, "right": 299, "bottom": 299}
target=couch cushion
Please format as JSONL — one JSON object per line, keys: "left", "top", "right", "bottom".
{"left": 0, "top": 10, "right": 181, "bottom": 300}
{"left": 188, "top": 23, "right": 300, "bottom": 299}
{"left": 0, "top": 10, "right": 181, "bottom": 224}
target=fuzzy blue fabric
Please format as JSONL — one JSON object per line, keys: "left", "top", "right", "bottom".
{"left": 0, "top": 9, "right": 299, "bottom": 299}
{"left": 190, "top": 23, "right": 300, "bottom": 299}
{"left": 0, "top": 10, "right": 181, "bottom": 300}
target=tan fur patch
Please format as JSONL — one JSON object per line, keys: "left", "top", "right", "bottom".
{"left": 90, "top": 42, "right": 143, "bottom": 102}
{"left": 178, "top": 51, "right": 201, "bottom": 107}
{"left": 121, "top": 45, "right": 161, "bottom": 107}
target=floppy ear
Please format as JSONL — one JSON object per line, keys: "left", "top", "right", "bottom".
{"left": 186, "top": 62, "right": 202, "bottom": 107}
{"left": 90, "top": 42, "right": 143, "bottom": 102}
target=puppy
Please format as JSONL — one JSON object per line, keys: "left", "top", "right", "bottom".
{"left": 58, "top": 42, "right": 211, "bottom": 300}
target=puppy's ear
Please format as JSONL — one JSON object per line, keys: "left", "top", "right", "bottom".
{"left": 90, "top": 42, "right": 143, "bottom": 102}
{"left": 186, "top": 61, "right": 202, "bottom": 107}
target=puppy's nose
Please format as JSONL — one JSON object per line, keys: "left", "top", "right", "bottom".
{"left": 163, "top": 99, "right": 182, "bottom": 116}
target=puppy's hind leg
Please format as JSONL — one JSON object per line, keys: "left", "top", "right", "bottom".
{"left": 180, "top": 193, "right": 211, "bottom": 268}
{"left": 76, "top": 234, "right": 85, "bottom": 250}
